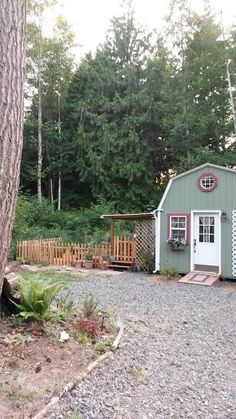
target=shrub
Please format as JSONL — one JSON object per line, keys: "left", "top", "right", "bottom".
{"left": 84, "top": 247, "right": 93, "bottom": 261}
{"left": 138, "top": 248, "right": 155, "bottom": 272}
{"left": 159, "top": 265, "right": 179, "bottom": 277}
{"left": 16, "top": 276, "right": 66, "bottom": 321}
{"left": 82, "top": 293, "right": 98, "bottom": 319}
{"left": 54, "top": 292, "right": 76, "bottom": 321}
{"left": 71, "top": 329, "right": 92, "bottom": 346}
{"left": 73, "top": 319, "right": 99, "bottom": 338}
{"left": 95, "top": 340, "right": 109, "bottom": 354}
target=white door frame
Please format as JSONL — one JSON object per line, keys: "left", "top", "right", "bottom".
{"left": 190, "top": 210, "right": 222, "bottom": 274}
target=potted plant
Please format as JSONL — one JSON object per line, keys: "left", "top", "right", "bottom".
{"left": 83, "top": 247, "right": 93, "bottom": 269}
{"left": 167, "top": 237, "right": 187, "bottom": 250}
{"left": 74, "top": 258, "right": 83, "bottom": 268}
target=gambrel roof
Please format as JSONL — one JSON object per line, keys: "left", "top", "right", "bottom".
{"left": 157, "top": 163, "right": 236, "bottom": 211}
{"left": 172, "top": 163, "right": 236, "bottom": 181}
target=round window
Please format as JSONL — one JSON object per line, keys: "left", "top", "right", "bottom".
{"left": 198, "top": 173, "right": 218, "bottom": 192}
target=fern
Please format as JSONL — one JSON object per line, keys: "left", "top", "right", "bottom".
{"left": 16, "top": 276, "right": 66, "bottom": 321}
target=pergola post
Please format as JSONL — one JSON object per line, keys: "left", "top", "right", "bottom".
{"left": 111, "top": 219, "right": 115, "bottom": 254}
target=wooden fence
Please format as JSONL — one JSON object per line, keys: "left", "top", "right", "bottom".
{"left": 17, "top": 237, "right": 136, "bottom": 269}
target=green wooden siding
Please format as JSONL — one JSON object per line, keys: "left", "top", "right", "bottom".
{"left": 160, "top": 166, "right": 236, "bottom": 278}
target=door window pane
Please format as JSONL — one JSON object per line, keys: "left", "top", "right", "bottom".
{"left": 199, "top": 216, "right": 215, "bottom": 243}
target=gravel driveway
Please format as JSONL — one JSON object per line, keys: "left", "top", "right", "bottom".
{"left": 49, "top": 273, "right": 236, "bottom": 419}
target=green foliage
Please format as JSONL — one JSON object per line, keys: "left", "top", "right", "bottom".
{"left": 159, "top": 265, "right": 179, "bottom": 277}
{"left": 54, "top": 292, "right": 76, "bottom": 321}
{"left": 95, "top": 340, "right": 110, "bottom": 354}
{"left": 70, "top": 329, "right": 92, "bottom": 346}
{"left": 19, "top": 269, "right": 80, "bottom": 283}
{"left": 177, "top": 148, "right": 236, "bottom": 174}
{"left": 138, "top": 248, "right": 155, "bottom": 273}
{"left": 19, "top": 2, "right": 236, "bottom": 234}
{"left": 82, "top": 293, "right": 98, "bottom": 319}
{"left": 11, "top": 194, "right": 118, "bottom": 258}
{"left": 4, "top": 333, "right": 34, "bottom": 346}
{"left": 84, "top": 248, "right": 93, "bottom": 261}
{"left": 16, "top": 276, "right": 66, "bottom": 321}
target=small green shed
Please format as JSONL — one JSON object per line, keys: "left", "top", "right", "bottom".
{"left": 154, "top": 163, "right": 236, "bottom": 279}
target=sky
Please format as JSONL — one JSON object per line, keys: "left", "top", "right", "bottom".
{"left": 46, "top": 0, "right": 236, "bottom": 59}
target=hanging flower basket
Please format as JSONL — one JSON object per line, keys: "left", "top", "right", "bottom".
{"left": 167, "top": 237, "right": 187, "bottom": 250}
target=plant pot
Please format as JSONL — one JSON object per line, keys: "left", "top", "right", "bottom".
{"left": 83, "top": 260, "right": 93, "bottom": 269}
{"left": 74, "top": 260, "right": 83, "bottom": 268}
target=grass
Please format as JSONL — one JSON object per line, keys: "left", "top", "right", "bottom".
{"left": 4, "top": 333, "right": 34, "bottom": 346}
{"left": 8, "top": 382, "right": 22, "bottom": 398}
{"left": 20, "top": 269, "right": 83, "bottom": 283}
{"left": 70, "top": 329, "right": 92, "bottom": 346}
{"left": 126, "top": 364, "right": 146, "bottom": 382}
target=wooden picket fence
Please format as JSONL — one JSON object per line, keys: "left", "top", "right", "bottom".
{"left": 17, "top": 237, "right": 136, "bottom": 269}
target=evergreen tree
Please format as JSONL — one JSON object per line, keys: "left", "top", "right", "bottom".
{"left": 63, "top": 8, "right": 172, "bottom": 211}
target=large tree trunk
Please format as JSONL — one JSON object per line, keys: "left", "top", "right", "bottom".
{"left": 0, "top": 1, "right": 26, "bottom": 284}
{"left": 37, "top": 12, "right": 43, "bottom": 201}
{"left": 57, "top": 86, "right": 62, "bottom": 211}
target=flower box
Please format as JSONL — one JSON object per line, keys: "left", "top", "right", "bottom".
{"left": 167, "top": 237, "right": 187, "bottom": 250}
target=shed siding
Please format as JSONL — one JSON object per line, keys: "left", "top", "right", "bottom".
{"left": 160, "top": 167, "right": 236, "bottom": 277}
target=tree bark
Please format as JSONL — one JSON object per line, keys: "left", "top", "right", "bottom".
{"left": 37, "top": 12, "right": 43, "bottom": 201}
{"left": 50, "top": 177, "right": 54, "bottom": 208}
{"left": 58, "top": 171, "right": 61, "bottom": 210}
{"left": 0, "top": 1, "right": 26, "bottom": 284}
{"left": 57, "top": 85, "right": 62, "bottom": 211}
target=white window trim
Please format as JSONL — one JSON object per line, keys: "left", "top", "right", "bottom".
{"left": 169, "top": 215, "right": 187, "bottom": 241}
{"left": 200, "top": 175, "right": 215, "bottom": 190}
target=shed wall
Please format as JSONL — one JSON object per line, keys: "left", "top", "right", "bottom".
{"left": 160, "top": 167, "right": 236, "bottom": 278}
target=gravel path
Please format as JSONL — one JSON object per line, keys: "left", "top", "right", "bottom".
{"left": 49, "top": 273, "right": 236, "bottom": 419}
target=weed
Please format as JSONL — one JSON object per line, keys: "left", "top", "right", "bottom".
{"left": 95, "top": 340, "right": 109, "bottom": 354}
{"left": 8, "top": 382, "right": 22, "bottom": 398}
{"left": 65, "top": 413, "right": 81, "bottom": 419}
{"left": 25, "top": 389, "right": 37, "bottom": 401}
{"left": 44, "top": 323, "right": 61, "bottom": 344}
{"left": 82, "top": 293, "right": 98, "bottom": 319}
{"left": 10, "top": 315, "right": 24, "bottom": 327}
{"left": 55, "top": 292, "right": 76, "bottom": 321}
{"left": 105, "top": 310, "right": 116, "bottom": 332}
{"left": 71, "top": 329, "right": 92, "bottom": 346}
{"left": 7, "top": 359, "right": 20, "bottom": 370}
{"left": 4, "top": 333, "right": 34, "bottom": 346}
{"left": 159, "top": 264, "right": 179, "bottom": 277}
{"left": 0, "top": 383, "right": 5, "bottom": 391}
{"left": 138, "top": 248, "right": 155, "bottom": 272}
{"left": 73, "top": 319, "right": 99, "bottom": 338}
{"left": 126, "top": 364, "right": 146, "bottom": 382}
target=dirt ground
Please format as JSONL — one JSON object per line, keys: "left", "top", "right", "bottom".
{"left": 0, "top": 318, "right": 99, "bottom": 418}
{"left": 1, "top": 262, "right": 116, "bottom": 419}
{"left": 148, "top": 274, "right": 236, "bottom": 291}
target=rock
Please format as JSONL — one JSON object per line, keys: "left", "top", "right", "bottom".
{"left": 35, "top": 362, "right": 41, "bottom": 373}
{"left": 59, "top": 331, "right": 70, "bottom": 342}
{"left": 1, "top": 272, "right": 23, "bottom": 313}
{"left": 47, "top": 272, "right": 236, "bottom": 419}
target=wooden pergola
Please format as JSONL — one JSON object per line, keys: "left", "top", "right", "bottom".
{"left": 101, "top": 212, "right": 154, "bottom": 255}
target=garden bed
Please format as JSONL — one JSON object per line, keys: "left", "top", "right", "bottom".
{"left": 0, "top": 269, "right": 117, "bottom": 418}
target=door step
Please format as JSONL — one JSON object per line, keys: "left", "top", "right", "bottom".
{"left": 179, "top": 271, "right": 219, "bottom": 286}
{"left": 108, "top": 260, "right": 132, "bottom": 271}
{"left": 108, "top": 264, "right": 130, "bottom": 270}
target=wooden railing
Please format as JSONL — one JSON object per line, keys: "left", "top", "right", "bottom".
{"left": 17, "top": 237, "right": 136, "bottom": 269}
{"left": 113, "top": 236, "right": 136, "bottom": 262}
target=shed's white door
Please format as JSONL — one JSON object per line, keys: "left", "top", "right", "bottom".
{"left": 193, "top": 213, "right": 220, "bottom": 271}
